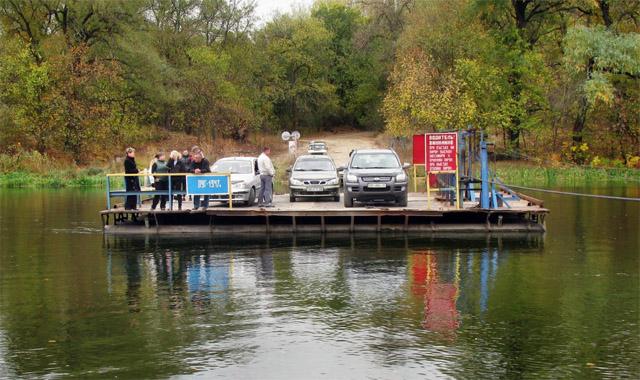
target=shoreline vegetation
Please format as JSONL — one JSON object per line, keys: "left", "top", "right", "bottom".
{"left": 1, "top": 129, "right": 638, "bottom": 190}
{"left": 1, "top": 1, "right": 638, "bottom": 176}
{"left": 1, "top": 162, "right": 637, "bottom": 189}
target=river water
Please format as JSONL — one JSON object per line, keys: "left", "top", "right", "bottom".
{"left": 0, "top": 185, "right": 638, "bottom": 379}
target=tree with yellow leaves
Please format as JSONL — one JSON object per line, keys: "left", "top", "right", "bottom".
{"left": 382, "top": 48, "right": 476, "bottom": 137}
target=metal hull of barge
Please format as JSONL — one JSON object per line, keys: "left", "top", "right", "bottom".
{"left": 100, "top": 193, "right": 548, "bottom": 235}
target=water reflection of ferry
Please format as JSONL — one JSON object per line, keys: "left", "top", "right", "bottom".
{"left": 410, "top": 252, "right": 459, "bottom": 333}
{"left": 408, "top": 244, "right": 515, "bottom": 335}
{"left": 186, "top": 255, "right": 230, "bottom": 302}
{"left": 107, "top": 234, "right": 542, "bottom": 324}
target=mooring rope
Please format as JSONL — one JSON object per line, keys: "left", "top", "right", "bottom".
{"left": 501, "top": 183, "right": 640, "bottom": 202}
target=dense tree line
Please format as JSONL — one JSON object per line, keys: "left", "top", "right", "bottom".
{"left": 383, "top": 0, "right": 639, "bottom": 165}
{"left": 0, "top": 0, "right": 638, "bottom": 166}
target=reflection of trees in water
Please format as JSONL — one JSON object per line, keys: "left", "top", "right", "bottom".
{"left": 107, "top": 233, "right": 547, "bottom": 373}
{"left": 109, "top": 233, "right": 544, "bottom": 321}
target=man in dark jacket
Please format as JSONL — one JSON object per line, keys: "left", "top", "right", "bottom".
{"left": 181, "top": 150, "right": 191, "bottom": 167}
{"left": 180, "top": 150, "right": 192, "bottom": 201}
{"left": 151, "top": 152, "right": 169, "bottom": 210}
{"left": 124, "top": 147, "right": 140, "bottom": 210}
{"left": 189, "top": 152, "right": 211, "bottom": 210}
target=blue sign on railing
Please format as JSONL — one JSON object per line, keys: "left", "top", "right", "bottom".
{"left": 186, "top": 175, "right": 230, "bottom": 195}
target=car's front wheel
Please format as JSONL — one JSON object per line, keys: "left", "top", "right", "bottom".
{"left": 344, "top": 194, "right": 353, "bottom": 207}
{"left": 397, "top": 194, "right": 408, "bottom": 207}
{"left": 333, "top": 192, "right": 340, "bottom": 202}
{"left": 245, "top": 187, "right": 256, "bottom": 206}
{"left": 289, "top": 193, "right": 296, "bottom": 202}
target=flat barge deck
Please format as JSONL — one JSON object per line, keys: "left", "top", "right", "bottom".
{"left": 100, "top": 193, "right": 548, "bottom": 234}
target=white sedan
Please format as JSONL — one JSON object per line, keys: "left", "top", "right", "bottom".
{"left": 210, "top": 157, "right": 261, "bottom": 206}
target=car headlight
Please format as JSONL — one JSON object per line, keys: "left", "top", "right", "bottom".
{"left": 396, "top": 173, "right": 407, "bottom": 182}
{"left": 326, "top": 178, "right": 339, "bottom": 185}
{"left": 346, "top": 174, "right": 358, "bottom": 183}
{"left": 232, "top": 181, "right": 249, "bottom": 190}
{"left": 290, "top": 178, "right": 304, "bottom": 186}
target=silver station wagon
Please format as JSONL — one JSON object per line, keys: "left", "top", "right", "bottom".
{"left": 288, "top": 155, "right": 340, "bottom": 202}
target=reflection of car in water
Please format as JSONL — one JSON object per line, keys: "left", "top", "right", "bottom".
{"left": 288, "top": 155, "right": 340, "bottom": 202}
{"left": 210, "top": 157, "right": 261, "bottom": 206}
{"left": 307, "top": 140, "right": 328, "bottom": 155}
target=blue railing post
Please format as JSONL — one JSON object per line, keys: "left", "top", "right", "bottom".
{"left": 480, "top": 133, "right": 490, "bottom": 209}
{"left": 491, "top": 182, "right": 498, "bottom": 208}
{"left": 106, "top": 175, "right": 111, "bottom": 209}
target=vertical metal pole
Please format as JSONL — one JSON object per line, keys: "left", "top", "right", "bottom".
{"left": 455, "top": 142, "right": 460, "bottom": 210}
{"left": 424, "top": 134, "right": 428, "bottom": 207}
{"left": 168, "top": 175, "right": 173, "bottom": 210}
{"left": 426, "top": 171, "right": 431, "bottom": 209}
{"left": 413, "top": 165, "right": 417, "bottom": 193}
{"left": 137, "top": 174, "right": 141, "bottom": 208}
{"left": 480, "top": 134, "right": 490, "bottom": 209}
{"left": 228, "top": 174, "right": 233, "bottom": 209}
{"left": 469, "top": 130, "right": 477, "bottom": 202}
{"left": 491, "top": 183, "right": 498, "bottom": 208}
{"left": 106, "top": 175, "right": 111, "bottom": 209}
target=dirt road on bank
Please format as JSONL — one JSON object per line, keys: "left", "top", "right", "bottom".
{"left": 279, "top": 131, "right": 383, "bottom": 167}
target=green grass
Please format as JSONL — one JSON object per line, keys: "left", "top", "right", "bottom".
{"left": 494, "top": 164, "right": 640, "bottom": 186}
{"left": 0, "top": 170, "right": 106, "bottom": 188}
{"left": 406, "top": 162, "right": 639, "bottom": 191}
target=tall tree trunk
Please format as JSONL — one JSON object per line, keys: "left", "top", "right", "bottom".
{"left": 508, "top": 127, "right": 520, "bottom": 150}
{"left": 507, "top": 70, "right": 523, "bottom": 151}
{"left": 572, "top": 95, "right": 589, "bottom": 146}
{"left": 572, "top": 58, "right": 594, "bottom": 149}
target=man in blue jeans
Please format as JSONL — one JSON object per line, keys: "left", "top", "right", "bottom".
{"left": 257, "top": 147, "right": 275, "bottom": 207}
{"left": 189, "top": 152, "right": 211, "bottom": 210}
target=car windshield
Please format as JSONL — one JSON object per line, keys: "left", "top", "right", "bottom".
{"left": 309, "top": 143, "right": 326, "bottom": 150}
{"left": 294, "top": 158, "right": 335, "bottom": 171}
{"left": 212, "top": 160, "right": 253, "bottom": 174}
{"left": 350, "top": 153, "right": 400, "bottom": 169}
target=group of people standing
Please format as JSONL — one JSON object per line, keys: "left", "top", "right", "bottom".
{"left": 123, "top": 145, "right": 275, "bottom": 211}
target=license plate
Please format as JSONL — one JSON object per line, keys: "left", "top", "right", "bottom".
{"left": 367, "top": 183, "right": 386, "bottom": 188}
{"left": 308, "top": 186, "right": 324, "bottom": 192}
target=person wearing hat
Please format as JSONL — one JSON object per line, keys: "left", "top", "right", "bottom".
{"left": 189, "top": 151, "right": 211, "bottom": 210}
{"left": 124, "top": 147, "right": 140, "bottom": 210}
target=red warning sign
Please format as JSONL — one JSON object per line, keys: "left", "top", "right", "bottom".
{"left": 412, "top": 134, "right": 426, "bottom": 165}
{"left": 426, "top": 132, "right": 457, "bottom": 172}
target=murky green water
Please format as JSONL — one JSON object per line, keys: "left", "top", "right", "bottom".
{"left": 0, "top": 185, "right": 638, "bottom": 379}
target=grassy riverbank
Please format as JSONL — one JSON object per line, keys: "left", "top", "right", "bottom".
{"left": 494, "top": 162, "right": 640, "bottom": 186}
{"left": 1, "top": 163, "right": 638, "bottom": 189}
{"left": 0, "top": 170, "right": 106, "bottom": 188}
{"left": 406, "top": 162, "right": 638, "bottom": 193}
{"left": 0, "top": 131, "right": 282, "bottom": 189}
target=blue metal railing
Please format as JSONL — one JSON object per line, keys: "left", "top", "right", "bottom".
{"left": 106, "top": 173, "right": 232, "bottom": 210}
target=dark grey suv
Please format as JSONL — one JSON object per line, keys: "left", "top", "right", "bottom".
{"left": 341, "top": 149, "right": 409, "bottom": 207}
